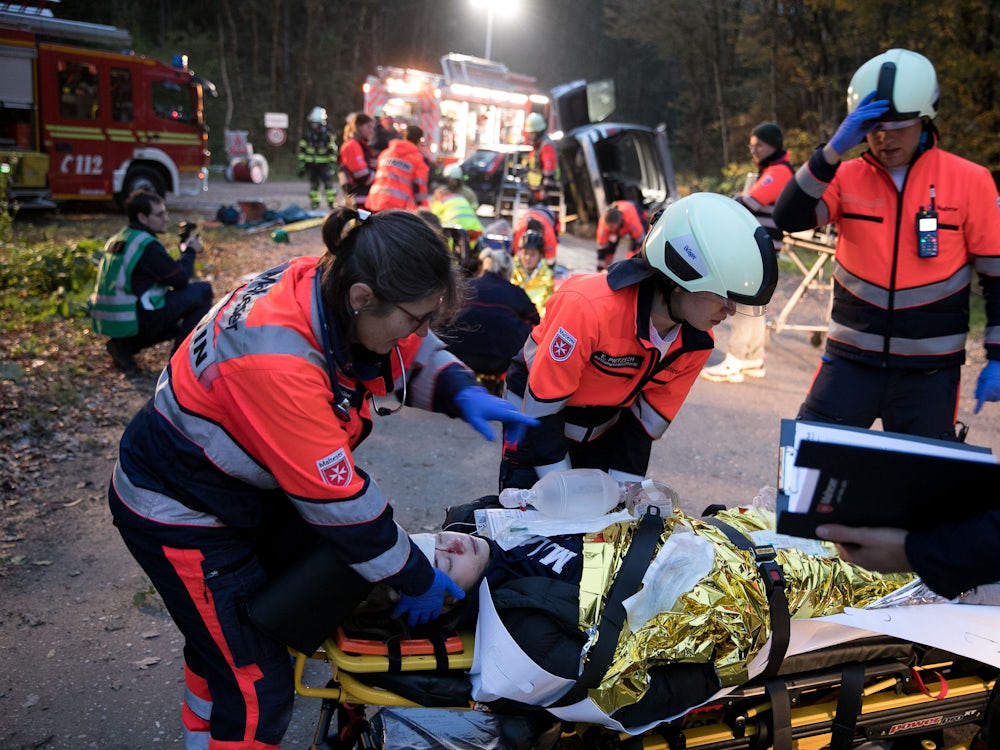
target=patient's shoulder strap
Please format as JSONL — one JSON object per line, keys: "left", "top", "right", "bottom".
{"left": 551, "top": 506, "right": 666, "bottom": 708}
{"left": 699, "top": 510, "right": 791, "bottom": 679}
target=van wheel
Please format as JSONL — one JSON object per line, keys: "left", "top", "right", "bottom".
{"left": 122, "top": 167, "right": 166, "bottom": 199}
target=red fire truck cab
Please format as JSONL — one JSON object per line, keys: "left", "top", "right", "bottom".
{"left": 0, "top": 8, "right": 213, "bottom": 208}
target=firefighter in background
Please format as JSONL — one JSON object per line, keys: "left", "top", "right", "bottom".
{"left": 339, "top": 112, "right": 377, "bottom": 209}
{"left": 298, "top": 106, "right": 338, "bottom": 210}
{"left": 523, "top": 112, "right": 558, "bottom": 203}
{"left": 512, "top": 204, "right": 560, "bottom": 268}
{"left": 595, "top": 200, "right": 647, "bottom": 271}
{"left": 366, "top": 125, "right": 430, "bottom": 211}
{"left": 371, "top": 106, "right": 400, "bottom": 155}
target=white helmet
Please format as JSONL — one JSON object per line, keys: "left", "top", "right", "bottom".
{"left": 847, "top": 49, "right": 938, "bottom": 120}
{"left": 524, "top": 112, "right": 546, "bottom": 133}
{"left": 641, "top": 193, "right": 777, "bottom": 310}
{"left": 308, "top": 106, "right": 328, "bottom": 125}
{"left": 443, "top": 163, "right": 464, "bottom": 181}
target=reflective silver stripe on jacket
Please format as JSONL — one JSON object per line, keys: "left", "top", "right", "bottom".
{"left": 630, "top": 393, "right": 669, "bottom": 439}
{"left": 154, "top": 369, "right": 280, "bottom": 489}
{"left": 835, "top": 261, "right": 971, "bottom": 309}
{"left": 793, "top": 164, "right": 830, "bottom": 224}
{"left": 355, "top": 525, "right": 412, "bottom": 582}
{"left": 826, "top": 320, "right": 967, "bottom": 356}
{"left": 113, "top": 461, "right": 224, "bottom": 527}
{"left": 408, "top": 332, "right": 467, "bottom": 410}
{"left": 563, "top": 413, "right": 619, "bottom": 443}
{"left": 290, "top": 474, "right": 391, "bottom": 527}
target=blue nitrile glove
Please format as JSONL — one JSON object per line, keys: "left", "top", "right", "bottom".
{"left": 392, "top": 568, "right": 465, "bottom": 627}
{"left": 829, "top": 92, "right": 891, "bottom": 156}
{"left": 454, "top": 385, "right": 539, "bottom": 442}
{"left": 975, "top": 360, "right": 1000, "bottom": 414}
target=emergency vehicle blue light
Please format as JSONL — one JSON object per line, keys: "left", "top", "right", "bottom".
{"left": 172, "top": 54, "right": 189, "bottom": 70}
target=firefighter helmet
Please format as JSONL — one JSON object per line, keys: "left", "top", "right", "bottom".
{"left": 641, "top": 193, "right": 777, "bottom": 310}
{"left": 847, "top": 49, "right": 938, "bottom": 121}
{"left": 308, "top": 106, "right": 328, "bottom": 125}
{"left": 443, "top": 164, "right": 464, "bottom": 181}
{"left": 524, "top": 113, "right": 547, "bottom": 133}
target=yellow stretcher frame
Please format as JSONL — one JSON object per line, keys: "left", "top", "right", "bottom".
{"left": 769, "top": 229, "right": 837, "bottom": 346}
{"left": 291, "top": 632, "right": 997, "bottom": 750}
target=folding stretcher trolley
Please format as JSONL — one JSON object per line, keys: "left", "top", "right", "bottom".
{"left": 769, "top": 229, "right": 837, "bottom": 346}
{"left": 291, "top": 623, "right": 999, "bottom": 750}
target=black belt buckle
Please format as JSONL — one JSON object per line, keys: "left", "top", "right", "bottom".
{"left": 753, "top": 544, "right": 785, "bottom": 594}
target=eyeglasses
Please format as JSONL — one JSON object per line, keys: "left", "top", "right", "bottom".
{"left": 390, "top": 300, "right": 438, "bottom": 333}
{"left": 870, "top": 117, "right": 922, "bottom": 133}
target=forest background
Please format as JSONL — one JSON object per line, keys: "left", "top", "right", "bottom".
{"left": 49, "top": 0, "right": 1000, "bottom": 189}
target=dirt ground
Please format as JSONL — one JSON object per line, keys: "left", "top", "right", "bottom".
{"left": 2, "top": 180, "right": 999, "bottom": 749}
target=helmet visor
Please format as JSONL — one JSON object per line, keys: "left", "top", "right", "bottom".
{"left": 734, "top": 303, "right": 766, "bottom": 317}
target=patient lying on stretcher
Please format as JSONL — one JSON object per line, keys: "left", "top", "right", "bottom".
{"left": 353, "top": 504, "right": 912, "bottom": 726}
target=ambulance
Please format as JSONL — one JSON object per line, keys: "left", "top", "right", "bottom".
{"left": 0, "top": 8, "right": 213, "bottom": 208}
{"left": 363, "top": 53, "right": 549, "bottom": 165}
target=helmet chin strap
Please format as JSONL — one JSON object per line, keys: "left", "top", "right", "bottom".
{"left": 661, "top": 281, "right": 686, "bottom": 327}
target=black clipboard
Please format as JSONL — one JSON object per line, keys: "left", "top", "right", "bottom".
{"left": 776, "top": 438, "right": 1000, "bottom": 539}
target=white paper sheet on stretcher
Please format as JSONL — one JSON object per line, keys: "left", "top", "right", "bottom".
{"left": 820, "top": 603, "right": 1000, "bottom": 669}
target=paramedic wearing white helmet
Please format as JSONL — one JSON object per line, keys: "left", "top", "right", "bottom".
{"left": 500, "top": 193, "right": 778, "bottom": 490}
{"left": 774, "top": 49, "right": 1000, "bottom": 440}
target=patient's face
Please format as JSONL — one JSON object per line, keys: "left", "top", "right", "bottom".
{"left": 432, "top": 531, "right": 491, "bottom": 593}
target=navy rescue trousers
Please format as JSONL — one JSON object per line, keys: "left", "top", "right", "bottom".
{"left": 797, "top": 353, "right": 963, "bottom": 442}
{"left": 109, "top": 486, "right": 293, "bottom": 749}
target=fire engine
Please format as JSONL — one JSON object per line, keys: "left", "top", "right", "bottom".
{"left": 0, "top": 8, "right": 213, "bottom": 208}
{"left": 363, "top": 53, "right": 549, "bottom": 165}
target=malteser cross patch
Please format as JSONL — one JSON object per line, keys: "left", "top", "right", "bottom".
{"left": 549, "top": 327, "right": 577, "bottom": 362}
{"left": 317, "top": 447, "right": 353, "bottom": 486}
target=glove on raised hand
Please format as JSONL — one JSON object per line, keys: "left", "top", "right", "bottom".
{"left": 975, "top": 360, "right": 1000, "bottom": 414}
{"left": 454, "top": 385, "right": 539, "bottom": 442}
{"left": 392, "top": 568, "right": 465, "bottom": 627}
{"left": 829, "top": 92, "right": 891, "bottom": 156}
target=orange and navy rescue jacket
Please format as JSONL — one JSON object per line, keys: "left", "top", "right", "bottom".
{"left": 366, "top": 139, "right": 430, "bottom": 211}
{"left": 595, "top": 200, "right": 647, "bottom": 257}
{"left": 114, "top": 256, "right": 476, "bottom": 595}
{"left": 774, "top": 135, "right": 1000, "bottom": 369}
{"left": 503, "top": 259, "right": 714, "bottom": 468}
{"left": 338, "top": 135, "right": 377, "bottom": 199}
{"left": 735, "top": 151, "right": 793, "bottom": 249}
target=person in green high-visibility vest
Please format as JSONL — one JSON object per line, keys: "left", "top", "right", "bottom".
{"left": 89, "top": 189, "right": 214, "bottom": 373}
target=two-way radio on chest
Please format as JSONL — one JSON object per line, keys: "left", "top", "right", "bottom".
{"left": 313, "top": 269, "right": 406, "bottom": 422}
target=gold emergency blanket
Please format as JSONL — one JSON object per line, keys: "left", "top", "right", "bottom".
{"left": 577, "top": 506, "right": 913, "bottom": 715}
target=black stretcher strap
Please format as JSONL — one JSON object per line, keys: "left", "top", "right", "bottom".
{"left": 551, "top": 506, "right": 665, "bottom": 707}
{"left": 830, "top": 662, "right": 866, "bottom": 750}
{"left": 699, "top": 515, "right": 791, "bottom": 678}
{"left": 764, "top": 677, "right": 793, "bottom": 750}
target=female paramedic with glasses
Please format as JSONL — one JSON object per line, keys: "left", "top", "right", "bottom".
{"left": 106, "top": 207, "right": 538, "bottom": 749}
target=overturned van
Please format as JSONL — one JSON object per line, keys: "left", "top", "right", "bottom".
{"left": 551, "top": 79, "right": 678, "bottom": 232}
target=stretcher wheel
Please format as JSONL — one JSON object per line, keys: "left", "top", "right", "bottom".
{"left": 810, "top": 331, "right": 824, "bottom": 347}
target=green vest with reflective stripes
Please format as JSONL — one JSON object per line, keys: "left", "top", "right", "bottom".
{"left": 89, "top": 228, "right": 165, "bottom": 338}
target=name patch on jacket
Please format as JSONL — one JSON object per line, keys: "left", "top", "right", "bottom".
{"left": 317, "top": 447, "right": 353, "bottom": 486}
{"left": 549, "top": 327, "right": 577, "bottom": 362}
{"left": 591, "top": 352, "right": 642, "bottom": 370}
